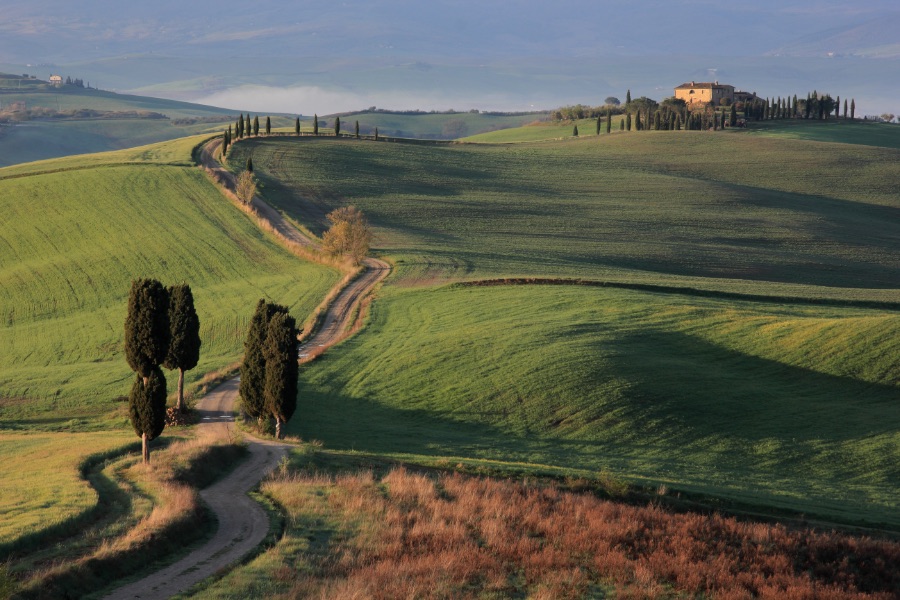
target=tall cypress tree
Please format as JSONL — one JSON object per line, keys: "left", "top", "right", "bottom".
{"left": 313, "top": 114, "right": 319, "bottom": 135}
{"left": 246, "top": 155, "right": 253, "bottom": 173}
{"left": 263, "top": 311, "right": 299, "bottom": 439}
{"left": 163, "top": 284, "right": 201, "bottom": 414}
{"left": 129, "top": 367, "right": 167, "bottom": 463}
{"left": 375, "top": 127, "right": 379, "bottom": 141}
{"left": 222, "top": 129, "right": 229, "bottom": 156}
{"left": 355, "top": 120, "right": 360, "bottom": 138}
{"left": 334, "top": 116, "right": 341, "bottom": 137}
{"left": 606, "top": 110, "right": 612, "bottom": 134}
{"left": 238, "top": 115, "right": 244, "bottom": 138}
{"left": 850, "top": 99, "right": 855, "bottom": 120}
{"left": 295, "top": 117, "right": 300, "bottom": 135}
{"left": 635, "top": 111, "right": 641, "bottom": 131}
{"left": 253, "top": 115, "right": 260, "bottom": 136}
{"left": 240, "top": 299, "right": 289, "bottom": 424}
{"left": 265, "top": 116, "right": 271, "bottom": 135}
{"left": 834, "top": 96, "right": 840, "bottom": 119}
{"left": 626, "top": 89, "right": 631, "bottom": 105}
{"left": 729, "top": 104, "right": 737, "bottom": 127}
{"left": 626, "top": 113, "right": 632, "bottom": 131}
{"left": 124, "top": 279, "right": 170, "bottom": 463}
{"left": 596, "top": 115, "right": 601, "bottom": 135}
{"left": 844, "top": 99, "right": 848, "bottom": 120}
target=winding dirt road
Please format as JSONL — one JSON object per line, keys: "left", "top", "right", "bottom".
{"left": 103, "top": 136, "right": 389, "bottom": 599}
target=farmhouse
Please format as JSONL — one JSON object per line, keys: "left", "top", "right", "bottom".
{"left": 675, "top": 81, "right": 735, "bottom": 106}
{"left": 49, "top": 75, "right": 62, "bottom": 86}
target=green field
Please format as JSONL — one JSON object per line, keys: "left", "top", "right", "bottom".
{"left": 227, "top": 135, "right": 900, "bottom": 297}
{"left": 222, "top": 130, "right": 899, "bottom": 526}
{"left": 0, "top": 136, "right": 340, "bottom": 430}
{"left": 326, "top": 110, "right": 548, "bottom": 140}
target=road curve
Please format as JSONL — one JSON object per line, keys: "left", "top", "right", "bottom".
{"left": 103, "top": 136, "right": 389, "bottom": 599}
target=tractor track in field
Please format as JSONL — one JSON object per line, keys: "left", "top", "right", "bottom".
{"left": 102, "top": 137, "right": 389, "bottom": 599}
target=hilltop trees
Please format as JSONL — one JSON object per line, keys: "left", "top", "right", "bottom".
{"left": 240, "top": 300, "right": 298, "bottom": 438}
{"left": 164, "top": 284, "right": 201, "bottom": 414}
{"left": 314, "top": 114, "right": 319, "bottom": 135}
{"left": 334, "top": 116, "right": 341, "bottom": 137}
{"left": 322, "top": 206, "right": 372, "bottom": 264}
{"left": 253, "top": 115, "right": 260, "bottom": 136}
{"left": 124, "top": 279, "right": 170, "bottom": 463}
{"left": 265, "top": 116, "right": 271, "bottom": 135}
{"left": 295, "top": 117, "right": 300, "bottom": 135}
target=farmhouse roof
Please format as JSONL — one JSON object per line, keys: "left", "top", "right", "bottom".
{"left": 675, "top": 81, "right": 734, "bottom": 89}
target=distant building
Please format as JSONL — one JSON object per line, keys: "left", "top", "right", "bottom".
{"left": 49, "top": 74, "right": 62, "bottom": 86}
{"left": 675, "top": 81, "right": 735, "bottom": 106}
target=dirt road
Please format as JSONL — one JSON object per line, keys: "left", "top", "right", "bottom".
{"left": 103, "top": 136, "right": 389, "bottom": 599}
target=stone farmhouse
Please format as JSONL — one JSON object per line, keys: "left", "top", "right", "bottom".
{"left": 49, "top": 75, "right": 63, "bottom": 86}
{"left": 675, "top": 81, "right": 756, "bottom": 108}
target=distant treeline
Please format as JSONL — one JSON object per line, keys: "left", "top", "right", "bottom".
{"left": 0, "top": 107, "right": 168, "bottom": 122}
{"left": 171, "top": 115, "right": 237, "bottom": 126}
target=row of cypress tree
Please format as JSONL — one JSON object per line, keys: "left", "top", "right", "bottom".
{"left": 124, "top": 279, "right": 201, "bottom": 462}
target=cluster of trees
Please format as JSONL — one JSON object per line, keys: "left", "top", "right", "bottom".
{"left": 124, "top": 279, "right": 201, "bottom": 462}
{"left": 742, "top": 92, "right": 855, "bottom": 121}
{"left": 63, "top": 76, "right": 88, "bottom": 88}
{"left": 322, "top": 206, "right": 373, "bottom": 265}
{"left": 239, "top": 300, "right": 299, "bottom": 439}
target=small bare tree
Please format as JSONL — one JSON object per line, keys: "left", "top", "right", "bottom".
{"left": 322, "top": 206, "right": 372, "bottom": 264}
{"left": 235, "top": 170, "right": 257, "bottom": 204}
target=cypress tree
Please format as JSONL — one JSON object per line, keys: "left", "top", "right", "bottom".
{"left": 129, "top": 367, "right": 167, "bottom": 463}
{"left": 246, "top": 155, "right": 253, "bottom": 173}
{"left": 263, "top": 311, "right": 299, "bottom": 439}
{"left": 125, "top": 279, "right": 170, "bottom": 384}
{"left": 654, "top": 111, "right": 661, "bottom": 131}
{"left": 124, "top": 279, "right": 170, "bottom": 463}
{"left": 355, "top": 120, "right": 360, "bottom": 138}
{"left": 675, "top": 114, "right": 682, "bottom": 130}
{"left": 313, "top": 114, "right": 319, "bottom": 135}
{"left": 253, "top": 115, "right": 260, "bottom": 136}
{"left": 572, "top": 124, "right": 578, "bottom": 136}
{"left": 850, "top": 99, "right": 855, "bottom": 120}
{"left": 635, "top": 111, "right": 641, "bottom": 131}
{"left": 606, "top": 110, "right": 612, "bottom": 134}
{"left": 596, "top": 115, "right": 601, "bottom": 135}
{"left": 626, "top": 113, "right": 632, "bottom": 131}
{"left": 222, "top": 129, "right": 229, "bottom": 156}
{"left": 334, "top": 116, "right": 341, "bottom": 137}
{"left": 295, "top": 117, "right": 301, "bottom": 135}
{"left": 240, "top": 299, "right": 289, "bottom": 424}
{"left": 375, "top": 127, "right": 379, "bottom": 141}
{"left": 163, "top": 284, "right": 201, "bottom": 414}
{"left": 620, "top": 119, "right": 624, "bottom": 131}
{"left": 626, "top": 89, "right": 631, "bottom": 104}
{"left": 844, "top": 99, "right": 848, "bottom": 120}
{"left": 265, "top": 116, "right": 271, "bottom": 135}
{"left": 729, "top": 104, "right": 737, "bottom": 127}
{"left": 238, "top": 115, "right": 244, "bottom": 138}
{"left": 834, "top": 96, "right": 840, "bottom": 119}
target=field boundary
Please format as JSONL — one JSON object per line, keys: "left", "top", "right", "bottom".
{"left": 456, "top": 277, "right": 900, "bottom": 311}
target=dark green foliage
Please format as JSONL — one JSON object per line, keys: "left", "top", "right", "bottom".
{"left": 238, "top": 114, "right": 244, "bottom": 138}
{"left": 263, "top": 311, "right": 299, "bottom": 437}
{"left": 375, "top": 127, "right": 379, "bottom": 141}
{"left": 246, "top": 155, "right": 253, "bottom": 173}
{"left": 844, "top": 99, "right": 849, "bottom": 120}
{"left": 730, "top": 104, "right": 737, "bottom": 127}
{"left": 626, "top": 113, "right": 632, "bottom": 131}
{"left": 164, "top": 284, "right": 201, "bottom": 412}
{"left": 626, "top": 89, "right": 631, "bottom": 104}
{"left": 265, "top": 116, "right": 271, "bottom": 135}
{"left": 314, "top": 114, "right": 319, "bottom": 135}
{"left": 128, "top": 367, "right": 166, "bottom": 440}
{"left": 572, "top": 124, "right": 578, "bottom": 137}
{"left": 355, "top": 120, "right": 360, "bottom": 138}
{"left": 596, "top": 116, "right": 601, "bottom": 135}
{"left": 607, "top": 111, "right": 612, "bottom": 134}
{"left": 635, "top": 111, "right": 641, "bottom": 131}
{"left": 124, "top": 279, "right": 170, "bottom": 380}
{"left": 335, "top": 116, "right": 341, "bottom": 137}
{"left": 240, "top": 299, "right": 289, "bottom": 420}
{"left": 253, "top": 115, "right": 260, "bottom": 136}
{"left": 653, "top": 111, "right": 661, "bottom": 131}
{"left": 295, "top": 117, "right": 300, "bottom": 135}
{"left": 851, "top": 99, "right": 856, "bottom": 120}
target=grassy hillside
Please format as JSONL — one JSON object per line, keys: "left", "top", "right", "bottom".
{"left": 226, "top": 131, "right": 899, "bottom": 525}
{"left": 227, "top": 135, "right": 900, "bottom": 297}
{"left": 324, "top": 110, "right": 547, "bottom": 140}
{"left": 0, "top": 136, "right": 340, "bottom": 430}
{"left": 292, "top": 284, "right": 899, "bottom": 526}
